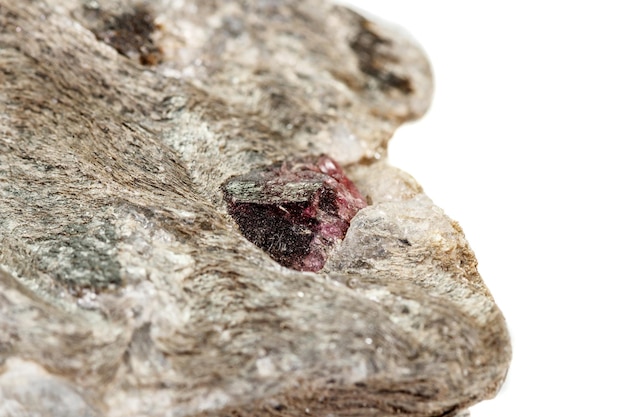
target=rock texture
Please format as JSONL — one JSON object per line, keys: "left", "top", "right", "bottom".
{"left": 0, "top": 1, "right": 511, "bottom": 416}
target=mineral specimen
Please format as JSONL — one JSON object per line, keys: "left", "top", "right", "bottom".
{"left": 222, "top": 155, "right": 367, "bottom": 272}
{"left": 0, "top": 0, "right": 511, "bottom": 416}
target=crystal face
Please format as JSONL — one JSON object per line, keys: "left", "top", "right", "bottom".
{"left": 222, "top": 155, "right": 367, "bottom": 271}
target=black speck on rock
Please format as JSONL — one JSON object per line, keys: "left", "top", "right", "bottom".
{"left": 87, "top": 5, "right": 163, "bottom": 66}
{"left": 349, "top": 15, "right": 414, "bottom": 94}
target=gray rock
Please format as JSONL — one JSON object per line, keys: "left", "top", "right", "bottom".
{"left": 0, "top": 0, "right": 510, "bottom": 416}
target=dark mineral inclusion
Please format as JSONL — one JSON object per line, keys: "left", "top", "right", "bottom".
{"left": 222, "top": 155, "right": 367, "bottom": 271}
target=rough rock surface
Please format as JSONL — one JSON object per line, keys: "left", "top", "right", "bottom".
{"left": 0, "top": 1, "right": 511, "bottom": 416}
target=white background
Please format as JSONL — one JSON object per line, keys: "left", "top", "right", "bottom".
{"left": 341, "top": 1, "right": 626, "bottom": 416}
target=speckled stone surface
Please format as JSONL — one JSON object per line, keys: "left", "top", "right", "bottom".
{"left": 0, "top": 1, "right": 510, "bottom": 416}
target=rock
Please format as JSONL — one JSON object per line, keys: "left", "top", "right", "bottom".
{"left": 0, "top": 0, "right": 510, "bottom": 416}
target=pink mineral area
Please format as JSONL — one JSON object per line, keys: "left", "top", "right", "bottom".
{"left": 222, "top": 155, "right": 367, "bottom": 272}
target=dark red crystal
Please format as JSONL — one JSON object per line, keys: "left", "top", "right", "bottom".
{"left": 221, "top": 155, "right": 367, "bottom": 272}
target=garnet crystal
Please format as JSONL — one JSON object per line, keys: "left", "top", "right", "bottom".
{"left": 221, "top": 155, "right": 367, "bottom": 272}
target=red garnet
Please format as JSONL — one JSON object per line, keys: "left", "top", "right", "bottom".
{"left": 221, "top": 155, "right": 367, "bottom": 272}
